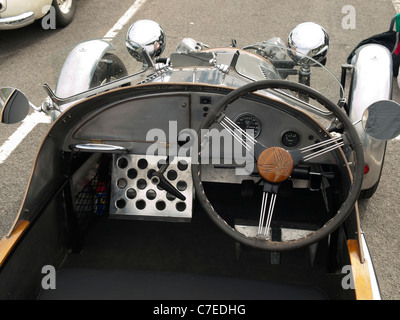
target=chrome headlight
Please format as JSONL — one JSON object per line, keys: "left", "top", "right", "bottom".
{"left": 126, "top": 20, "right": 166, "bottom": 61}
{"left": 288, "top": 22, "right": 329, "bottom": 66}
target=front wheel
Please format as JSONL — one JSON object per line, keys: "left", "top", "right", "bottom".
{"left": 52, "top": 0, "right": 77, "bottom": 27}
{"left": 90, "top": 53, "right": 129, "bottom": 88}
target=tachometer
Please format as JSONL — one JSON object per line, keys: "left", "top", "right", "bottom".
{"left": 233, "top": 113, "right": 261, "bottom": 138}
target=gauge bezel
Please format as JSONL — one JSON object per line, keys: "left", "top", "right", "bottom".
{"left": 233, "top": 112, "right": 262, "bottom": 139}
{"left": 281, "top": 129, "right": 301, "bottom": 148}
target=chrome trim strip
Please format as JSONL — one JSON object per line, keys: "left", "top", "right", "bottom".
{"left": 43, "top": 69, "right": 150, "bottom": 107}
{"left": 72, "top": 143, "right": 128, "bottom": 153}
{"left": 0, "top": 12, "right": 34, "bottom": 30}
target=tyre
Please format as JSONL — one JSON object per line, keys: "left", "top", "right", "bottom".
{"left": 90, "top": 53, "right": 129, "bottom": 88}
{"left": 359, "top": 181, "right": 380, "bottom": 199}
{"left": 52, "top": 0, "right": 77, "bottom": 27}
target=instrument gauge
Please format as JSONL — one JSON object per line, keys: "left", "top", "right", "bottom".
{"left": 281, "top": 130, "right": 300, "bottom": 148}
{"left": 233, "top": 113, "right": 261, "bottom": 139}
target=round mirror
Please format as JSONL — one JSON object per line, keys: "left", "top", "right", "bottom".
{"left": 288, "top": 22, "right": 329, "bottom": 66}
{"left": 362, "top": 100, "right": 400, "bottom": 140}
{"left": 0, "top": 87, "right": 30, "bottom": 124}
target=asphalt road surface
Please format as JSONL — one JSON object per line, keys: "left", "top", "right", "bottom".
{"left": 0, "top": 0, "right": 399, "bottom": 300}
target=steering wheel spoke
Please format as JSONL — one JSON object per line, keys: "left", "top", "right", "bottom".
{"left": 218, "top": 113, "right": 267, "bottom": 156}
{"left": 219, "top": 112, "right": 345, "bottom": 169}
{"left": 300, "top": 135, "right": 344, "bottom": 162}
{"left": 257, "top": 186, "right": 278, "bottom": 239}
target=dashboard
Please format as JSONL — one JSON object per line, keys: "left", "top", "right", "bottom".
{"left": 69, "top": 89, "right": 335, "bottom": 160}
{"left": 60, "top": 84, "right": 342, "bottom": 222}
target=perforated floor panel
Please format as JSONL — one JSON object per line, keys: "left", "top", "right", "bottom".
{"left": 110, "top": 154, "right": 193, "bottom": 221}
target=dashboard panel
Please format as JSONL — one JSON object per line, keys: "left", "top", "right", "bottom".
{"left": 67, "top": 86, "right": 339, "bottom": 169}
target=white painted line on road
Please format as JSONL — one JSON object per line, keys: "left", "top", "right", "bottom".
{"left": 0, "top": 0, "right": 147, "bottom": 165}
{"left": 0, "top": 112, "right": 51, "bottom": 164}
{"left": 104, "top": 0, "right": 147, "bottom": 38}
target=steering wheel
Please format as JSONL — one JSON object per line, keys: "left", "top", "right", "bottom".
{"left": 192, "top": 80, "right": 364, "bottom": 251}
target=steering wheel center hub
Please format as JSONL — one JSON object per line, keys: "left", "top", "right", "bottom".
{"left": 257, "top": 147, "right": 294, "bottom": 183}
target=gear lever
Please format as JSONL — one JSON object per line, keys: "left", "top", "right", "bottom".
{"left": 149, "top": 157, "right": 186, "bottom": 201}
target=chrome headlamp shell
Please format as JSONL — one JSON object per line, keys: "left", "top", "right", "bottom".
{"left": 288, "top": 22, "right": 329, "bottom": 66}
{"left": 126, "top": 20, "right": 166, "bottom": 61}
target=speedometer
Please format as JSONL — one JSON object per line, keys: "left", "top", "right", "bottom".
{"left": 233, "top": 113, "right": 261, "bottom": 138}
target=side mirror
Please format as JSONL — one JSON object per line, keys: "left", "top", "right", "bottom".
{"left": 362, "top": 100, "right": 400, "bottom": 141}
{"left": 0, "top": 87, "right": 30, "bottom": 124}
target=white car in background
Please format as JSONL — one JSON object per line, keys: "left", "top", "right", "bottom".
{"left": 0, "top": 0, "right": 76, "bottom": 30}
